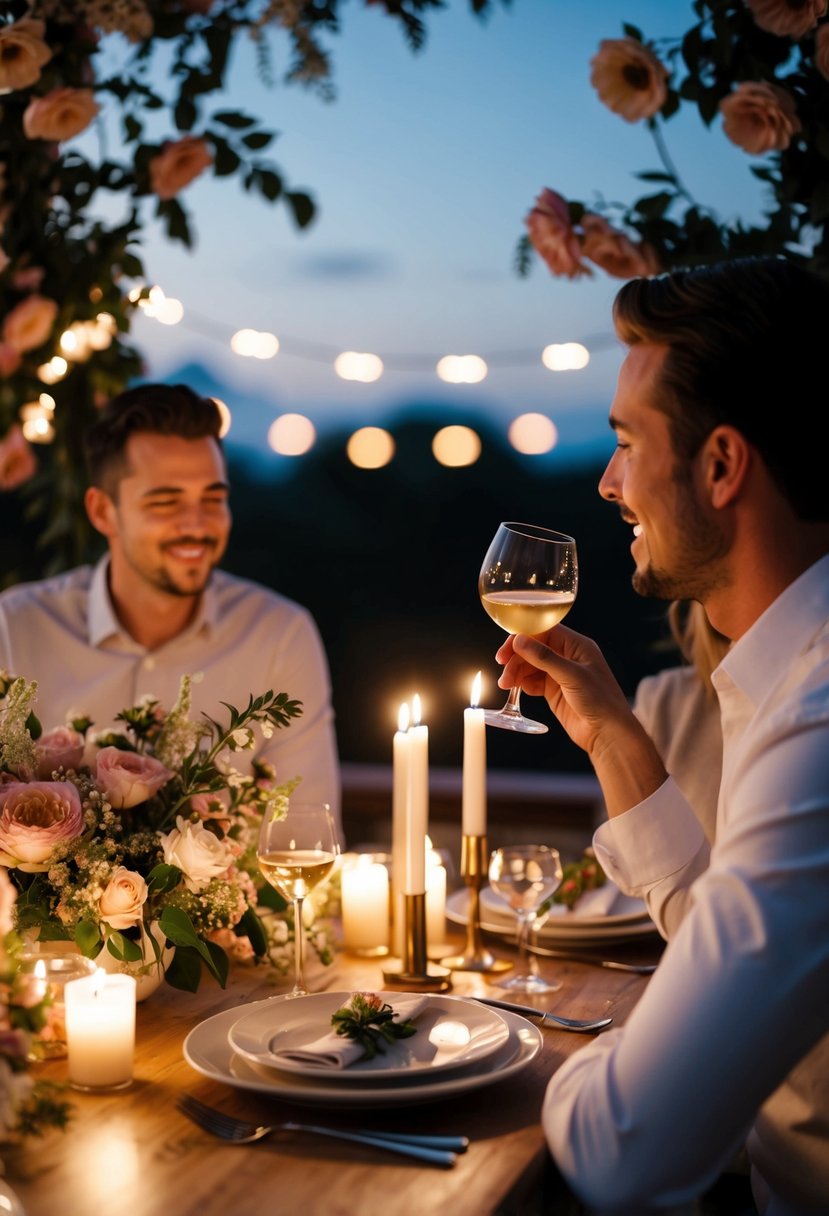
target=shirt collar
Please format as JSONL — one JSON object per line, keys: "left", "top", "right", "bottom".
{"left": 713, "top": 553, "right": 829, "bottom": 704}
{"left": 87, "top": 554, "right": 218, "bottom": 647}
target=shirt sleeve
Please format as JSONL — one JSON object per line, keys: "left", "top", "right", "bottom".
{"left": 543, "top": 720, "right": 829, "bottom": 1212}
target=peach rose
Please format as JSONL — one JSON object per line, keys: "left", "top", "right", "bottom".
{"left": 0, "top": 426, "right": 37, "bottom": 491}
{"left": 159, "top": 815, "right": 233, "bottom": 893}
{"left": 524, "top": 187, "right": 588, "bottom": 279}
{"left": 589, "top": 37, "right": 669, "bottom": 123}
{"left": 0, "top": 781, "right": 84, "bottom": 867}
{"left": 34, "top": 726, "right": 86, "bottom": 779}
{"left": 148, "top": 135, "right": 213, "bottom": 200}
{"left": 0, "top": 18, "right": 53, "bottom": 95}
{"left": 719, "top": 81, "right": 801, "bottom": 154}
{"left": 746, "top": 0, "right": 826, "bottom": 39}
{"left": 99, "top": 867, "right": 148, "bottom": 930}
{"left": 816, "top": 25, "right": 829, "bottom": 81}
{"left": 2, "top": 294, "right": 59, "bottom": 353}
{"left": 581, "top": 213, "right": 662, "bottom": 279}
{"left": 95, "top": 746, "right": 171, "bottom": 809}
{"left": 23, "top": 87, "right": 100, "bottom": 142}
{"left": 208, "top": 927, "right": 254, "bottom": 962}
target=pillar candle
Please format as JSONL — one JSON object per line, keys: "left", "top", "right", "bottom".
{"left": 341, "top": 856, "right": 390, "bottom": 954}
{"left": 405, "top": 694, "right": 429, "bottom": 894}
{"left": 391, "top": 702, "right": 410, "bottom": 956}
{"left": 462, "top": 671, "right": 487, "bottom": 835}
{"left": 65, "top": 968, "right": 136, "bottom": 1090}
{"left": 426, "top": 844, "right": 447, "bottom": 947}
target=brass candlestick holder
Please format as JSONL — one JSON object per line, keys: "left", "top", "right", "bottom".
{"left": 442, "top": 834, "right": 512, "bottom": 974}
{"left": 382, "top": 892, "right": 452, "bottom": 992}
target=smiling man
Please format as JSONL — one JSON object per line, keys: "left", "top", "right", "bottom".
{"left": 496, "top": 257, "right": 829, "bottom": 1215}
{"left": 0, "top": 383, "right": 341, "bottom": 829}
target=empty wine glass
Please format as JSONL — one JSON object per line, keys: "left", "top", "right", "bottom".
{"left": 257, "top": 801, "right": 340, "bottom": 998}
{"left": 488, "top": 844, "right": 563, "bottom": 993}
{"left": 479, "top": 522, "right": 578, "bottom": 733}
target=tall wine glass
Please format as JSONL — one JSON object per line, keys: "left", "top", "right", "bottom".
{"left": 257, "top": 801, "right": 340, "bottom": 998}
{"left": 479, "top": 522, "right": 578, "bottom": 733}
{"left": 488, "top": 845, "right": 563, "bottom": 994}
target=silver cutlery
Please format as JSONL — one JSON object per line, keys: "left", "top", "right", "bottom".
{"left": 176, "top": 1094, "right": 466, "bottom": 1167}
{"left": 472, "top": 995, "right": 612, "bottom": 1032}
{"left": 527, "top": 944, "right": 658, "bottom": 974}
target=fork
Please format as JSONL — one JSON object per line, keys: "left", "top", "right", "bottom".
{"left": 176, "top": 1094, "right": 466, "bottom": 1167}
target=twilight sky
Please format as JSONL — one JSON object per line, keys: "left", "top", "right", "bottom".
{"left": 125, "top": 0, "right": 766, "bottom": 461}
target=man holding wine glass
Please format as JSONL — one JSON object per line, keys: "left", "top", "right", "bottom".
{"left": 495, "top": 257, "right": 829, "bottom": 1215}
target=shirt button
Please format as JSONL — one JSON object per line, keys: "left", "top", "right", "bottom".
{"left": 143, "top": 657, "right": 156, "bottom": 671}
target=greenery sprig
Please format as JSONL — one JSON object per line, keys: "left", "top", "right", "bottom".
{"left": 538, "top": 848, "right": 607, "bottom": 916}
{"left": 330, "top": 992, "right": 418, "bottom": 1061}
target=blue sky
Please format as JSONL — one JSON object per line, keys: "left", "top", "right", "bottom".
{"left": 129, "top": 1, "right": 767, "bottom": 461}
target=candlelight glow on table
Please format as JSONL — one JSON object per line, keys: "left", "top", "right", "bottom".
{"left": 65, "top": 968, "right": 136, "bottom": 1090}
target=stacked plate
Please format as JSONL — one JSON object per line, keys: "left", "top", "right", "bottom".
{"left": 446, "top": 881, "right": 657, "bottom": 946}
{"left": 183, "top": 990, "right": 543, "bottom": 1108}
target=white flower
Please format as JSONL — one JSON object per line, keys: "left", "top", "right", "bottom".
{"left": 229, "top": 728, "right": 254, "bottom": 750}
{"left": 158, "top": 815, "right": 233, "bottom": 893}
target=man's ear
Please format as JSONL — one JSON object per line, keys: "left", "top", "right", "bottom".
{"left": 702, "top": 425, "right": 751, "bottom": 509}
{"left": 85, "top": 485, "right": 117, "bottom": 538}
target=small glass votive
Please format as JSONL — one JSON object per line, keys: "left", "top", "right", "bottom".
{"left": 18, "top": 950, "right": 97, "bottom": 1061}
{"left": 65, "top": 969, "right": 137, "bottom": 1091}
{"left": 340, "top": 852, "right": 391, "bottom": 957}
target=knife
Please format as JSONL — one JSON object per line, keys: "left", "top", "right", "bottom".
{"left": 472, "top": 995, "right": 612, "bottom": 1032}
{"left": 527, "top": 944, "right": 658, "bottom": 974}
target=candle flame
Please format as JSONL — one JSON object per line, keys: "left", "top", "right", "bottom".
{"left": 91, "top": 967, "right": 107, "bottom": 997}
{"left": 412, "top": 693, "right": 422, "bottom": 725}
{"left": 471, "top": 671, "right": 482, "bottom": 708}
{"left": 398, "top": 702, "right": 410, "bottom": 732}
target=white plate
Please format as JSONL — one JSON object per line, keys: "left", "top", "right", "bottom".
{"left": 480, "top": 884, "right": 649, "bottom": 928}
{"left": 184, "top": 998, "right": 542, "bottom": 1108}
{"left": 228, "top": 991, "right": 510, "bottom": 1080}
{"left": 447, "top": 889, "right": 658, "bottom": 945}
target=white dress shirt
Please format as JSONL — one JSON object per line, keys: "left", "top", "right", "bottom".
{"left": 543, "top": 555, "right": 829, "bottom": 1215}
{"left": 0, "top": 557, "right": 342, "bottom": 831}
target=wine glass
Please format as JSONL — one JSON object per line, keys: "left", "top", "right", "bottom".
{"left": 479, "top": 521, "right": 578, "bottom": 733}
{"left": 257, "top": 801, "right": 340, "bottom": 998}
{"left": 488, "top": 845, "right": 563, "bottom": 994}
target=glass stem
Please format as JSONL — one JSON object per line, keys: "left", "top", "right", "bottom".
{"left": 292, "top": 896, "right": 306, "bottom": 995}
{"left": 515, "top": 909, "right": 531, "bottom": 974}
{"left": 502, "top": 687, "right": 522, "bottom": 714}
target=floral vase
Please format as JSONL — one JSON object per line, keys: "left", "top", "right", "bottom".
{"left": 94, "top": 921, "right": 174, "bottom": 1002}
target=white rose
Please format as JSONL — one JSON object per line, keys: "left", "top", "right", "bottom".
{"left": 159, "top": 815, "right": 232, "bottom": 892}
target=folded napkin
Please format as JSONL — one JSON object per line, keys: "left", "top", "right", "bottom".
{"left": 269, "top": 992, "right": 430, "bottom": 1071}
{"left": 566, "top": 881, "right": 621, "bottom": 917}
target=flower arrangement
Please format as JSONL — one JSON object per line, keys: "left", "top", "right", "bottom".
{"left": 0, "top": 669, "right": 336, "bottom": 993}
{"left": 0, "top": 0, "right": 503, "bottom": 576}
{"left": 0, "top": 868, "right": 70, "bottom": 1152}
{"left": 519, "top": 0, "right": 829, "bottom": 281}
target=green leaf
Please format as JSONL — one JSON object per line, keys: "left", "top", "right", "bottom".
{"left": 242, "top": 131, "right": 274, "bottom": 151}
{"left": 211, "top": 111, "right": 257, "bottom": 129}
{"left": 174, "top": 96, "right": 198, "bottom": 132}
{"left": 107, "top": 932, "right": 143, "bottom": 963}
{"left": 285, "top": 191, "right": 314, "bottom": 229}
{"left": 158, "top": 906, "right": 228, "bottom": 987}
{"left": 164, "top": 945, "right": 202, "bottom": 992}
{"left": 147, "top": 863, "right": 183, "bottom": 895}
{"left": 75, "top": 920, "right": 101, "bottom": 956}
{"left": 256, "top": 882, "right": 288, "bottom": 913}
{"left": 236, "top": 906, "right": 267, "bottom": 957}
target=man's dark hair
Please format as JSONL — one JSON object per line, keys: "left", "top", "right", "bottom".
{"left": 613, "top": 256, "right": 829, "bottom": 521}
{"left": 83, "top": 382, "right": 224, "bottom": 494}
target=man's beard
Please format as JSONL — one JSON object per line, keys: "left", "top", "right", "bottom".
{"left": 632, "top": 475, "right": 729, "bottom": 602}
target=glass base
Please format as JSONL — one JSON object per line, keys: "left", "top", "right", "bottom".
{"left": 483, "top": 708, "right": 548, "bottom": 735}
{"left": 492, "top": 971, "right": 562, "bottom": 995}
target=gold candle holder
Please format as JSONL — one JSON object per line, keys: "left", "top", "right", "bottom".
{"left": 382, "top": 893, "right": 452, "bottom": 992}
{"left": 442, "top": 834, "right": 513, "bottom": 974}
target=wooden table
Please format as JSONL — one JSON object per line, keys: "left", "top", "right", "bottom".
{"left": 7, "top": 930, "right": 661, "bottom": 1216}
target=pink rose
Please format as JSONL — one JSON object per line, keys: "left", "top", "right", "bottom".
{"left": 589, "top": 37, "right": 669, "bottom": 123}
{"left": 99, "top": 867, "right": 148, "bottom": 930}
{"left": 148, "top": 135, "right": 213, "bottom": 200}
{"left": 0, "top": 781, "right": 84, "bottom": 867}
{"left": 190, "top": 792, "right": 231, "bottom": 831}
{"left": 34, "top": 726, "right": 86, "bottom": 779}
{"left": 746, "top": 0, "right": 826, "bottom": 39}
{"left": 95, "top": 747, "right": 171, "bottom": 808}
{"left": 524, "top": 188, "right": 588, "bottom": 280}
{"left": 580, "top": 213, "right": 661, "bottom": 280}
{"left": 719, "top": 81, "right": 801, "bottom": 155}
{"left": 0, "top": 426, "right": 37, "bottom": 491}
{"left": 0, "top": 18, "right": 53, "bottom": 94}
{"left": 23, "top": 87, "right": 100, "bottom": 143}
{"left": 2, "top": 294, "right": 59, "bottom": 353}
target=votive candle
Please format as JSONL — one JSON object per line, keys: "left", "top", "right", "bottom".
{"left": 65, "top": 968, "right": 136, "bottom": 1091}
{"left": 341, "top": 855, "right": 390, "bottom": 955}
{"left": 426, "top": 844, "right": 447, "bottom": 948}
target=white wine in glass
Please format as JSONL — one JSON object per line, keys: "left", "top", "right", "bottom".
{"left": 257, "top": 801, "right": 340, "bottom": 998}
{"left": 479, "top": 521, "right": 578, "bottom": 733}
